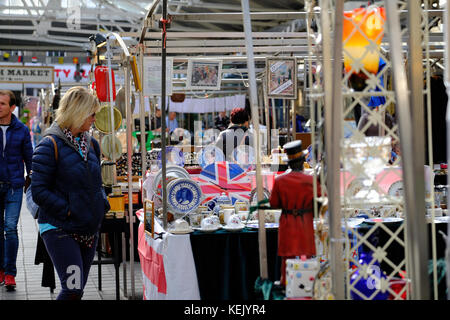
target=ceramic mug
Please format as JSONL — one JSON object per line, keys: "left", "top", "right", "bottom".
{"left": 221, "top": 208, "right": 235, "bottom": 225}
{"left": 189, "top": 213, "right": 203, "bottom": 227}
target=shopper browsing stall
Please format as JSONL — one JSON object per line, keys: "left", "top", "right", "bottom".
{"left": 269, "top": 140, "right": 321, "bottom": 287}
{"left": 214, "top": 107, "right": 253, "bottom": 161}
{"left": 0, "top": 90, "right": 33, "bottom": 291}
{"left": 31, "top": 86, "right": 110, "bottom": 300}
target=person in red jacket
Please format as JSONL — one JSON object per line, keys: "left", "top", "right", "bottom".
{"left": 269, "top": 140, "right": 321, "bottom": 286}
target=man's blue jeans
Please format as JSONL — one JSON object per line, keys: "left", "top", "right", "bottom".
{"left": 41, "top": 228, "right": 98, "bottom": 300}
{"left": 0, "top": 184, "right": 23, "bottom": 277}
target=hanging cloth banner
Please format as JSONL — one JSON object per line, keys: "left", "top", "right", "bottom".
{"left": 153, "top": 94, "right": 246, "bottom": 114}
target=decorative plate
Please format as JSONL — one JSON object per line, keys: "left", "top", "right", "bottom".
{"left": 101, "top": 134, "right": 123, "bottom": 160}
{"left": 388, "top": 180, "right": 404, "bottom": 197}
{"left": 152, "top": 165, "right": 190, "bottom": 198}
{"left": 197, "top": 145, "right": 225, "bottom": 168}
{"left": 232, "top": 145, "right": 256, "bottom": 169}
{"left": 167, "top": 178, "right": 203, "bottom": 216}
{"left": 249, "top": 187, "right": 271, "bottom": 205}
{"left": 157, "top": 146, "right": 185, "bottom": 167}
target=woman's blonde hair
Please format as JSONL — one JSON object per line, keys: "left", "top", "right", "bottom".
{"left": 55, "top": 86, "right": 100, "bottom": 129}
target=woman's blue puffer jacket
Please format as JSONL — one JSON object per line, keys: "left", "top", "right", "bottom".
{"left": 31, "top": 122, "right": 110, "bottom": 235}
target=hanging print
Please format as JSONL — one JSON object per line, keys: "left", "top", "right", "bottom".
{"left": 266, "top": 57, "right": 297, "bottom": 99}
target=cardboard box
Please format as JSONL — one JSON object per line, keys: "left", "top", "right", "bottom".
{"left": 285, "top": 256, "right": 319, "bottom": 298}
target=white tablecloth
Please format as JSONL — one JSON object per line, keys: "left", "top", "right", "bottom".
{"left": 136, "top": 210, "right": 200, "bottom": 300}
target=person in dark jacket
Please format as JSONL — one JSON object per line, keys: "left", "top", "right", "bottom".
{"left": 31, "top": 86, "right": 110, "bottom": 300}
{"left": 214, "top": 107, "right": 253, "bottom": 162}
{"left": 214, "top": 111, "right": 230, "bottom": 131}
{"left": 0, "top": 90, "right": 33, "bottom": 291}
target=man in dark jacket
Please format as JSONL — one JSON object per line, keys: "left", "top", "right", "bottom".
{"left": 0, "top": 90, "right": 33, "bottom": 291}
{"left": 214, "top": 111, "right": 230, "bottom": 131}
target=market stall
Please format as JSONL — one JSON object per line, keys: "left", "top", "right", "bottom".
{"left": 88, "top": 0, "right": 450, "bottom": 301}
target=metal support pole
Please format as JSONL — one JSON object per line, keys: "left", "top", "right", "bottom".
{"left": 443, "top": 1, "right": 450, "bottom": 300}
{"left": 106, "top": 37, "right": 117, "bottom": 185}
{"left": 321, "top": 0, "right": 345, "bottom": 300}
{"left": 161, "top": 0, "right": 169, "bottom": 230}
{"left": 124, "top": 62, "right": 136, "bottom": 299}
{"left": 241, "top": 0, "right": 267, "bottom": 279}
{"left": 139, "top": 45, "right": 147, "bottom": 177}
{"left": 263, "top": 78, "right": 271, "bottom": 154}
{"left": 291, "top": 99, "right": 296, "bottom": 141}
{"left": 122, "top": 232, "right": 127, "bottom": 297}
{"left": 385, "top": 0, "right": 429, "bottom": 300}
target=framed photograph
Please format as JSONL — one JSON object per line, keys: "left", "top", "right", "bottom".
{"left": 143, "top": 199, "right": 155, "bottom": 237}
{"left": 266, "top": 57, "right": 298, "bottom": 99}
{"left": 187, "top": 59, "right": 222, "bottom": 90}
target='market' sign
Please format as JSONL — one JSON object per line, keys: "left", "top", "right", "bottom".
{"left": 0, "top": 65, "right": 54, "bottom": 84}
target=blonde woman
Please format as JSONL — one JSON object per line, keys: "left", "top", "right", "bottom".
{"left": 31, "top": 86, "right": 110, "bottom": 300}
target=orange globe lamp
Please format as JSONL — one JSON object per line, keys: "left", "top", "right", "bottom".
{"left": 343, "top": 6, "right": 386, "bottom": 75}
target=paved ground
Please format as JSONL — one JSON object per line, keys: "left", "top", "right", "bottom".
{"left": 0, "top": 196, "right": 143, "bottom": 300}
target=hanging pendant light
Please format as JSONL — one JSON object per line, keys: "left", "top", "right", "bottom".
{"left": 343, "top": 6, "right": 386, "bottom": 76}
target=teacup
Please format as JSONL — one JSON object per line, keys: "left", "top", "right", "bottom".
{"left": 201, "top": 216, "right": 220, "bottom": 230}
{"left": 173, "top": 218, "right": 190, "bottom": 232}
{"left": 226, "top": 214, "right": 243, "bottom": 227}
{"left": 237, "top": 210, "right": 249, "bottom": 222}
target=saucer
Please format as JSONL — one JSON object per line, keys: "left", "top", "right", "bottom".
{"left": 365, "top": 217, "right": 403, "bottom": 224}
{"left": 193, "top": 226, "right": 221, "bottom": 233}
{"left": 246, "top": 223, "right": 279, "bottom": 229}
{"left": 170, "top": 228, "right": 193, "bottom": 234}
{"left": 434, "top": 216, "right": 450, "bottom": 223}
{"left": 223, "top": 225, "right": 245, "bottom": 232}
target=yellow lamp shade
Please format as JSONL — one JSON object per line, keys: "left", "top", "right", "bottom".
{"left": 343, "top": 6, "right": 386, "bottom": 75}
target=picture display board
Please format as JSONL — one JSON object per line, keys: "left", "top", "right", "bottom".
{"left": 266, "top": 57, "right": 297, "bottom": 99}
{"left": 187, "top": 59, "right": 223, "bottom": 90}
{"left": 143, "top": 57, "right": 173, "bottom": 96}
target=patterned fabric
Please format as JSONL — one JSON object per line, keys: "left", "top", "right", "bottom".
{"left": 69, "top": 233, "right": 96, "bottom": 248}
{"left": 197, "top": 161, "right": 251, "bottom": 205}
{"left": 62, "top": 128, "right": 89, "bottom": 161}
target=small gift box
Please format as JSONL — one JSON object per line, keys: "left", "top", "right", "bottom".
{"left": 285, "top": 256, "right": 319, "bottom": 298}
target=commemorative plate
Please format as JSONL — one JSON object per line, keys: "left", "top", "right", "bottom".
{"left": 152, "top": 165, "right": 190, "bottom": 198}
{"left": 197, "top": 145, "right": 225, "bottom": 168}
{"left": 167, "top": 178, "right": 203, "bottom": 216}
{"left": 157, "top": 146, "right": 185, "bottom": 167}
